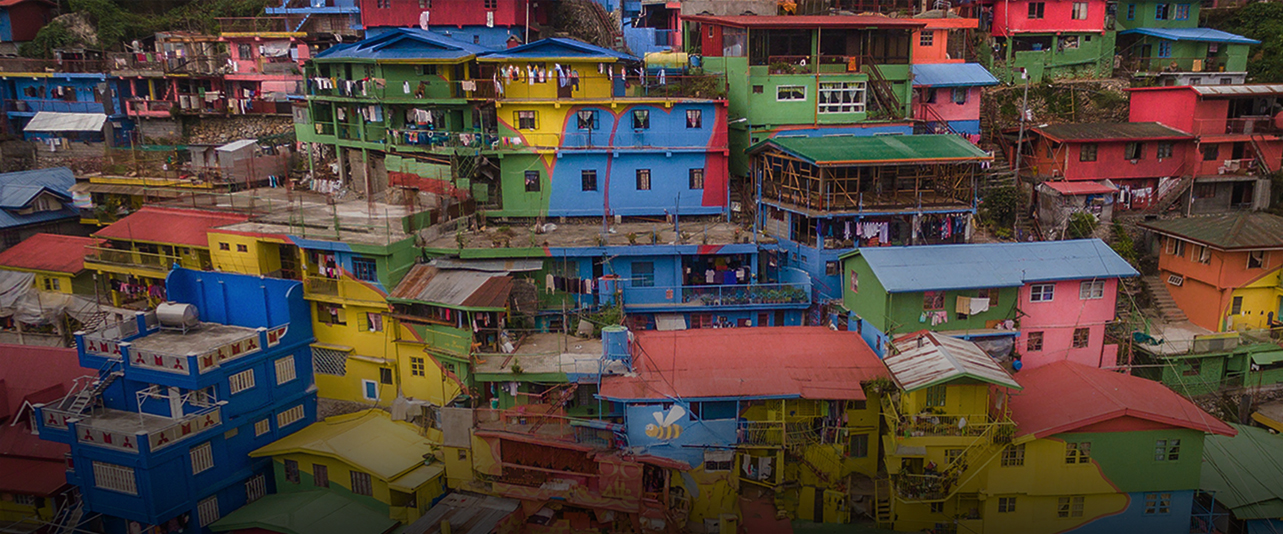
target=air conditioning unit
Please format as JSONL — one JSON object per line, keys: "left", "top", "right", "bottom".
{"left": 1167, "top": 274, "right": 1184, "bottom": 286}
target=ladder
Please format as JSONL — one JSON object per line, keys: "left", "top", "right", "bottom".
{"left": 64, "top": 359, "right": 122, "bottom": 415}
{"left": 862, "top": 60, "right": 904, "bottom": 120}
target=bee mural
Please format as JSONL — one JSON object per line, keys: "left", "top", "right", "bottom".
{"left": 644, "top": 405, "right": 686, "bottom": 441}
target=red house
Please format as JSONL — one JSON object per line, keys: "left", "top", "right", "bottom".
{"left": 984, "top": 0, "right": 1110, "bottom": 37}
{"left": 0, "top": 0, "right": 55, "bottom": 43}
{"left": 359, "top": 0, "right": 534, "bottom": 36}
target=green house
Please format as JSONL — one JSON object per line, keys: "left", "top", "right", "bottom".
{"left": 1115, "top": 28, "right": 1256, "bottom": 74}
{"left": 1130, "top": 330, "right": 1283, "bottom": 397}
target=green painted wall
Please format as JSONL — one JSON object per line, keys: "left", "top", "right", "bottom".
{"left": 842, "top": 253, "right": 890, "bottom": 329}
{"left": 493, "top": 152, "right": 551, "bottom": 218}
{"left": 1129, "top": 38, "right": 1251, "bottom": 72}
{"left": 1054, "top": 428, "right": 1206, "bottom": 493}
{"left": 841, "top": 253, "right": 1019, "bottom": 334}
{"left": 1158, "top": 354, "right": 1227, "bottom": 397}
{"left": 991, "top": 31, "right": 1117, "bottom": 83}
{"left": 1116, "top": 0, "right": 1200, "bottom": 31}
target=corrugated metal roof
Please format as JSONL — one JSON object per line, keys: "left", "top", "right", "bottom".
{"left": 23, "top": 112, "right": 107, "bottom": 133}
{"left": 402, "top": 492, "right": 520, "bottom": 534}
{"left": 480, "top": 37, "right": 637, "bottom": 61}
{"left": 1031, "top": 122, "right": 1194, "bottom": 142}
{"left": 429, "top": 258, "right": 543, "bottom": 272}
{"left": 599, "top": 327, "right": 887, "bottom": 402}
{"left": 389, "top": 264, "right": 513, "bottom": 309}
{"left": 750, "top": 134, "right": 991, "bottom": 165}
{"left": 887, "top": 331, "right": 1021, "bottom": 391}
{"left": 1008, "top": 361, "right": 1235, "bottom": 438}
{"left": 1201, "top": 424, "right": 1283, "bottom": 519}
{"left": 911, "top": 63, "right": 1000, "bottom": 88}
{"left": 1140, "top": 212, "right": 1283, "bottom": 250}
{"left": 0, "top": 234, "right": 102, "bottom": 274}
{"left": 1118, "top": 27, "right": 1259, "bottom": 44}
{"left": 93, "top": 206, "right": 249, "bottom": 247}
{"left": 250, "top": 410, "right": 436, "bottom": 481}
{"left": 216, "top": 139, "right": 258, "bottom": 153}
{"left": 315, "top": 28, "right": 494, "bottom": 61}
{"left": 1191, "top": 84, "right": 1283, "bottom": 97}
{"left": 68, "top": 182, "right": 190, "bottom": 198}
{"left": 209, "top": 490, "right": 398, "bottom": 534}
{"left": 847, "top": 239, "right": 1139, "bottom": 293}
{"left": 682, "top": 14, "right": 927, "bottom": 28}
{"left": 1042, "top": 180, "right": 1117, "bottom": 195}
{"left": 0, "top": 167, "right": 77, "bottom": 230}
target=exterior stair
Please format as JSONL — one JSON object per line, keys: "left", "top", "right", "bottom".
{"left": 63, "top": 360, "right": 123, "bottom": 415}
{"left": 1143, "top": 275, "right": 1188, "bottom": 322}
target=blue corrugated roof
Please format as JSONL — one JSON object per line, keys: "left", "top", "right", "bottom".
{"left": 314, "top": 28, "right": 494, "bottom": 61}
{"left": 1118, "top": 27, "right": 1260, "bottom": 45}
{"left": 912, "top": 63, "right": 1000, "bottom": 88}
{"left": 479, "top": 37, "right": 637, "bottom": 62}
{"left": 844, "top": 239, "right": 1139, "bottom": 293}
{"left": 0, "top": 167, "right": 77, "bottom": 229}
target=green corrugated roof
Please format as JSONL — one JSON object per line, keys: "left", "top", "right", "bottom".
{"left": 1201, "top": 423, "right": 1283, "bottom": 519}
{"left": 1140, "top": 213, "right": 1283, "bottom": 250}
{"left": 748, "top": 134, "right": 992, "bottom": 165}
{"left": 209, "top": 490, "right": 397, "bottom": 534}
{"left": 1250, "top": 350, "right": 1283, "bottom": 366}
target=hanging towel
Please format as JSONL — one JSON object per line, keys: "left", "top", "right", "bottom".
{"left": 955, "top": 296, "right": 972, "bottom": 315}
{"left": 969, "top": 297, "right": 990, "bottom": 315}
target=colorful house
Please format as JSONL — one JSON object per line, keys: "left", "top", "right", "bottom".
{"left": 1197, "top": 423, "right": 1283, "bottom": 534}
{"left": 0, "top": 233, "right": 101, "bottom": 295}
{"left": 599, "top": 327, "right": 890, "bottom": 527}
{"left": 911, "top": 63, "right": 1000, "bottom": 141}
{"left": 0, "top": 344, "right": 87, "bottom": 533}
{"left": 249, "top": 410, "right": 446, "bottom": 524}
{"left": 752, "top": 134, "right": 992, "bottom": 303}
{"left": 217, "top": 17, "right": 309, "bottom": 116}
{"left": 34, "top": 268, "right": 319, "bottom": 534}
{"left": 840, "top": 239, "right": 1138, "bottom": 366}
{"left": 0, "top": 56, "right": 125, "bottom": 142}
{"left": 209, "top": 489, "right": 399, "bottom": 534}
{"left": 109, "top": 32, "right": 231, "bottom": 135}
{"left": 1140, "top": 212, "right": 1283, "bottom": 332}
{"left": 1129, "top": 327, "right": 1283, "bottom": 397}
{"left": 359, "top": 0, "right": 536, "bottom": 49}
{"left": 1114, "top": 0, "right": 1256, "bottom": 84}
{"left": 0, "top": 167, "right": 88, "bottom": 251}
{"left": 84, "top": 206, "right": 250, "bottom": 309}
{"left": 0, "top": 0, "right": 54, "bottom": 48}
{"left": 978, "top": 0, "right": 1115, "bottom": 82}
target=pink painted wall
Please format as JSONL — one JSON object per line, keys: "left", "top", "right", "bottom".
{"left": 1127, "top": 88, "right": 1212, "bottom": 134}
{"left": 1063, "top": 139, "right": 1193, "bottom": 180}
{"left": 989, "top": 0, "right": 1108, "bottom": 36}
{"left": 913, "top": 87, "right": 982, "bottom": 121}
{"left": 1016, "top": 278, "right": 1121, "bottom": 370}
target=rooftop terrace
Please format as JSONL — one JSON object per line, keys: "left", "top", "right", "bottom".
{"left": 423, "top": 217, "right": 765, "bottom": 252}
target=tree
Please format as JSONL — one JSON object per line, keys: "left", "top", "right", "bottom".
{"left": 1204, "top": 2, "right": 1283, "bottom": 83}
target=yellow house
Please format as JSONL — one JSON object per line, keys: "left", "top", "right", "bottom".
{"left": 0, "top": 233, "right": 102, "bottom": 295}
{"left": 250, "top": 410, "right": 447, "bottom": 524}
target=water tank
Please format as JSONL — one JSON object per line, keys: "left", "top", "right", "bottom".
{"left": 644, "top": 51, "right": 689, "bottom": 72}
{"left": 602, "top": 325, "right": 630, "bottom": 362}
{"left": 156, "top": 302, "right": 200, "bottom": 329}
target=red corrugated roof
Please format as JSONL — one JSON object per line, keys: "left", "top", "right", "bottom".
{"left": 682, "top": 14, "right": 926, "bottom": 28}
{"left": 1044, "top": 181, "right": 1118, "bottom": 196}
{"left": 599, "top": 327, "right": 887, "bottom": 401}
{"left": 0, "top": 344, "right": 82, "bottom": 495}
{"left": 0, "top": 457, "right": 68, "bottom": 496}
{"left": 93, "top": 207, "right": 249, "bottom": 247}
{"left": 0, "top": 233, "right": 102, "bottom": 274}
{"left": 1009, "top": 361, "right": 1236, "bottom": 438}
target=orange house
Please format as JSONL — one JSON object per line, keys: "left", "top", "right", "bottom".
{"left": 1141, "top": 213, "right": 1283, "bottom": 332}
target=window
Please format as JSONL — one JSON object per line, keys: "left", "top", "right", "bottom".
{"left": 365, "top": 312, "right": 383, "bottom": 332}
{"left": 1231, "top": 296, "right": 1243, "bottom": 315}
{"left": 246, "top": 474, "right": 267, "bottom": 503}
{"left": 1125, "top": 142, "right": 1144, "bottom": 160}
{"left": 275, "top": 357, "right": 296, "bottom": 385}
{"left": 1071, "top": 2, "right": 1089, "bottom": 18}
{"left": 1155, "top": 141, "right": 1174, "bottom": 159}
{"left": 236, "top": 244, "right": 248, "bottom": 253}
{"left": 219, "top": 242, "right": 231, "bottom": 251}
{"left": 1194, "top": 183, "right": 1216, "bottom": 199}
{"left": 43, "top": 277, "right": 61, "bottom": 291}
{"left": 93, "top": 462, "right": 137, "bottom": 495}
{"left": 376, "top": 0, "right": 389, "bottom": 7}
{"left": 753, "top": 85, "right": 764, "bottom": 94}
{"left": 1080, "top": 143, "right": 1098, "bottom": 162}
{"left": 380, "top": 367, "right": 393, "bottom": 385}
{"left": 419, "top": 0, "right": 429, "bottom": 7}
{"left": 351, "top": 471, "right": 373, "bottom": 496}
{"left": 818, "top": 82, "right": 866, "bottom": 113}
{"left": 923, "top": 291, "right": 945, "bottom": 310}
{"left": 1190, "top": 245, "right": 1210, "bottom": 264}
{"left": 633, "top": 262, "right": 654, "bottom": 287}
{"left": 978, "top": 288, "right": 1000, "bottom": 306}
{"left": 925, "top": 88, "right": 938, "bottom": 104}
{"left": 317, "top": 302, "right": 345, "bottom": 325}
{"left": 525, "top": 171, "right": 540, "bottom": 192}
{"left": 689, "top": 168, "right": 704, "bottom": 190}
{"left": 1058, "top": 496, "right": 1085, "bottom": 518}
{"left": 1202, "top": 144, "right": 1220, "bottom": 161}
{"left": 576, "top": 109, "right": 598, "bottom": 130}
{"left": 1030, "top": 283, "right": 1055, "bottom": 302}
{"left": 1072, "top": 327, "right": 1090, "bottom": 348}
{"left": 1175, "top": 3, "right": 1190, "bottom": 19}
{"left": 1080, "top": 280, "right": 1105, "bottom": 300}
{"left": 924, "top": 385, "right": 947, "bottom": 407}
{"left": 848, "top": 433, "right": 869, "bottom": 458}
{"left": 1154, "top": 439, "right": 1181, "bottom": 461}
{"left": 777, "top": 85, "right": 806, "bottom": 101}
{"left": 312, "top": 346, "right": 348, "bottom": 376}
{"left": 516, "top": 110, "right": 537, "bottom": 130}
{"left": 410, "top": 357, "right": 426, "bottom": 377}
{"left": 1028, "top": 1, "right": 1045, "bottom": 18}
{"left": 581, "top": 170, "right": 598, "bottom": 192}
{"left": 686, "top": 109, "right": 702, "bottom": 129}
{"left": 1156, "top": 3, "right": 1169, "bottom": 19}
{"left": 945, "top": 449, "right": 963, "bottom": 465}
{"left": 632, "top": 109, "right": 650, "bottom": 130}
{"left": 1183, "top": 359, "right": 1202, "bottom": 376}
{"left": 930, "top": 502, "right": 944, "bottom": 513}
{"left": 1127, "top": 3, "right": 1136, "bottom": 19}
{"left": 826, "top": 261, "right": 840, "bottom": 277}
{"left": 278, "top": 404, "right": 305, "bottom": 428}
{"left": 229, "top": 369, "right": 255, "bottom": 394}
{"left": 352, "top": 257, "right": 378, "bottom": 282}
{"left": 920, "top": 30, "right": 934, "bottom": 46}
{"left": 198, "top": 496, "right": 220, "bottom": 527}
{"left": 952, "top": 88, "right": 968, "bottom": 105}
{"left": 255, "top": 418, "right": 270, "bottom": 437}
{"left": 998, "top": 497, "right": 1017, "bottom": 513}
{"left": 363, "top": 379, "right": 379, "bottom": 400}
{"left": 1249, "top": 251, "right": 1265, "bottom": 269}
{"left": 1145, "top": 493, "right": 1172, "bottom": 514}
{"left": 1026, "top": 331, "right": 1044, "bottom": 352}
{"left": 191, "top": 442, "right": 214, "bottom": 474}
{"left": 1065, "top": 442, "right": 1092, "bottom": 464}
{"left": 636, "top": 169, "right": 651, "bottom": 191}
{"left": 703, "top": 450, "right": 734, "bottom": 471}
{"left": 284, "top": 459, "right": 300, "bottom": 483}
{"left": 313, "top": 464, "right": 329, "bottom": 488}
{"left": 13, "top": 494, "right": 36, "bottom": 506}
{"left": 1158, "top": 41, "right": 1172, "bottom": 58}
{"left": 1166, "top": 238, "right": 1187, "bottom": 257}
{"left": 484, "top": 0, "right": 495, "bottom": 7}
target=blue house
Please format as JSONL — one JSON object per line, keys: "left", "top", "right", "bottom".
{"left": 0, "top": 167, "right": 87, "bottom": 249}
{"left": 35, "top": 268, "right": 318, "bottom": 534}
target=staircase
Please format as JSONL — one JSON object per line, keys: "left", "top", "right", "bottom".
{"left": 1250, "top": 135, "right": 1274, "bottom": 174}
{"left": 872, "top": 478, "right": 893, "bottom": 525}
{"left": 1143, "top": 276, "right": 1188, "bottom": 322}
{"left": 78, "top": 311, "right": 109, "bottom": 332}
{"left": 63, "top": 360, "right": 123, "bottom": 415}
{"left": 1148, "top": 175, "right": 1194, "bottom": 214}
{"left": 862, "top": 61, "right": 903, "bottom": 121}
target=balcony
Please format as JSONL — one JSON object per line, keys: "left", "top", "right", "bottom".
{"left": 736, "top": 419, "right": 843, "bottom": 448}
{"left": 217, "top": 17, "right": 295, "bottom": 34}
{"left": 474, "top": 409, "right": 619, "bottom": 449}
{"left": 5, "top": 99, "right": 105, "bottom": 114}
{"left": 621, "top": 282, "right": 811, "bottom": 310}
{"left": 83, "top": 246, "right": 182, "bottom": 277}
{"left": 124, "top": 99, "right": 175, "bottom": 118}
{"left": 59, "top": 404, "right": 223, "bottom": 454}
{"left": 303, "top": 276, "right": 339, "bottom": 297}
{"left": 1224, "top": 117, "right": 1283, "bottom": 135}
{"left": 0, "top": 58, "right": 106, "bottom": 74}
{"left": 881, "top": 395, "right": 1014, "bottom": 439}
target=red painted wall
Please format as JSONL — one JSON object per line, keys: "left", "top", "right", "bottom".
{"left": 989, "top": 0, "right": 1108, "bottom": 36}
{"left": 1128, "top": 88, "right": 1206, "bottom": 133}
{"left": 700, "top": 23, "right": 723, "bottom": 57}
{"left": 6, "top": 1, "right": 53, "bottom": 42}
{"left": 360, "top": 0, "right": 529, "bottom": 29}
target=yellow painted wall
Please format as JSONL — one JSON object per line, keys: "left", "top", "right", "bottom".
{"left": 0, "top": 494, "right": 56, "bottom": 527}
{"left": 1227, "top": 272, "right": 1283, "bottom": 331}
{"left": 395, "top": 338, "right": 462, "bottom": 406}
{"left": 902, "top": 384, "right": 990, "bottom": 418}
{"left": 673, "top": 464, "right": 740, "bottom": 528}
{"left": 208, "top": 232, "right": 290, "bottom": 276}
{"left": 34, "top": 273, "right": 74, "bottom": 294}
{"left": 272, "top": 452, "right": 443, "bottom": 523}
{"left": 490, "top": 59, "right": 615, "bottom": 100}
{"left": 310, "top": 300, "right": 396, "bottom": 404}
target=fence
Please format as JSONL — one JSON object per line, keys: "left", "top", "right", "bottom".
{"left": 474, "top": 408, "right": 618, "bottom": 448}
{"left": 0, "top": 58, "right": 106, "bottom": 74}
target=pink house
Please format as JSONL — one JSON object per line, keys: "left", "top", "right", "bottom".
{"left": 912, "top": 63, "right": 999, "bottom": 141}
{"left": 986, "top": 0, "right": 1110, "bottom": 36}
{"left": 1016, "top": 276, "right": 1126, "bottom": 370}
{"left": 218, "top": 18, "right": 310, "bottom": 115}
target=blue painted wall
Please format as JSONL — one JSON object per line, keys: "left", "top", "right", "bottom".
{"left": 1064, "top": 490, "right": 1195, "bottom": 534}
{"left": 0, "top": 9, "right": 13, "bottom": 42}
{"left": 623, "top": 402, "right": 737, "bottom": 467}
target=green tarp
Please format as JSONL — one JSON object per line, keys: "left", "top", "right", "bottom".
{"left": 748, "top": 134, "right": 991, "bottom": 166}
{"left": 209, "top": 490, "right": 396, "bottom": 534}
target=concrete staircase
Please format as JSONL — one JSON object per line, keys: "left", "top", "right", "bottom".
{"left": 1143, "top": 276, "right": 1188, "bottom": 322}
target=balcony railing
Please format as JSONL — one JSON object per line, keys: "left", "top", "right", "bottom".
{"left": 882, "top": 395, "right": 1015, "bottom": 439}
{"left": 217, "top": 17, "right": 293, "bottom": 34}
{"left": 737, "top": 419, "right": 839, "bottom": 447}
{"left": 70, "top": 404, "right": 223, "bottom": 454}
{"left": 474, "top": 409, "right": 620, "bottom": 449}
{"left": 0, "top": 58, "right": 106, "bottom": 74}
{"left": 622, "top": 282, "right": 811, "bottom": 309}
{"left": 84, "top": 246, "right": 180, "bottom": 274}
{"left": 125, "top": 99, "right": 175, "bottom": 117}
{"left": 1224, "top": 117, "right": 1282, "bottom": 135}
{"left": 303, "top": 276, "right": 339, "bottom": 296}
{"left": 80, "top": 313, "right": 153, "bottom": 358}
{"left": 5, "top": 99, "right": 105, "bottom": 114}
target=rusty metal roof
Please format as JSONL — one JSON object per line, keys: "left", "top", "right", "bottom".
{"left": 1191, "top": 84, "right": 1283, "bottom": 97}
{"left": 887, "top": 331, "right": 1021, "bottom": 391}
{"left": 1140, "top": 212, "right": 1283, "bottom": 250}
{"left": 388, "top": 264, "right": 513, "bottom": 309}
{"left": 1031, "top": 122, "right": 1194, "bottom": 142}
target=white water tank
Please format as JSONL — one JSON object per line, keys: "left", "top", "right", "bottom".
{"left": 156, "top": 302, "right": 199, "bottom": 329}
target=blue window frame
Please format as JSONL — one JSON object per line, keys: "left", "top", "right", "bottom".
{"left": 1158, "top": 41, "right": 1172, "bottom": 58}
{"left": 1175, "top": 3, "right": 1190, "bottom": 19}
{"left": 1126, "top": 3, "right": 1135, "bottom": 19}
{"left": 1155, "top": 3, "right": 1169, "bottom": 19}
{"left": 632, "top": 261, "right": 654, "bottom": 287}
{"left": 352, "top": 257, "right": 378, "bottom": 282}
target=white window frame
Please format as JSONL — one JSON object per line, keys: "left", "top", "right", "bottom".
{"left": 246, "top": 474, "right": 267, "bottom": 503}
{"left": 92, "top": 462, "right": 137, "bottom": 495}
{"left": 275, "top": 356, "right": 297, "bottom": 385}
{"left": 1249, "top": 250, "right": 1265, "bottom": 269}
{"left": 277, "top": 405, "right": 305, "bottom": 428}
{"left": 818, "top": 81, "right": 866, "bottom": 114}
{"left": 1030, "top": 283, "right": 1055, "bottom": 302}
{"left": 228, "top": 369, "right": 255, "bottom": 395}
{"left": 254, "top": 418, "right": 271, "bottom": 437}
{"left": 197, "top": 496, "right": 220, "bottom": 527}
{"left": 1079, "top": 280, "right": 1105, "bottom": 300}
{"left": 1071, "top": 1, "right": 1089, "bottom": 19}
{"left": 776, "top": 85, "right": 806, "bottom": 102}
{"left": 362, "top": 379, "right": 379, "bottom": 401}
{"left": 190, "top": 442, "right": 214, "bottom": 475}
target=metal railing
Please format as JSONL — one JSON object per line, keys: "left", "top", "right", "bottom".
{"left": 736, "top": 420, "right": 834, "bottom": 447}
{"left": 303, "top": 276, "right": 340, "bottom": 296}
{"left": 1223, "top": 117, "right": 1282, "bottom": 135}
{"left": 124, "top": 99, "right": 175, "bottom": 117}
{"left": 84, "top": 246, "right": 179, "bottom": 273}
{"left": 217, "top": 17, "right": 294, "bottom": 34}
{"left": 0, "top": 58, "right": 106, "bottom": 73}
{"left": 474, "top": 409, "right": 619, "bottom": 449}
{"left": 623, "top": 282, "right": 811, "bottom": 308}
{"left": 5, "top": 99, "right": 105, "bottom": 114}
